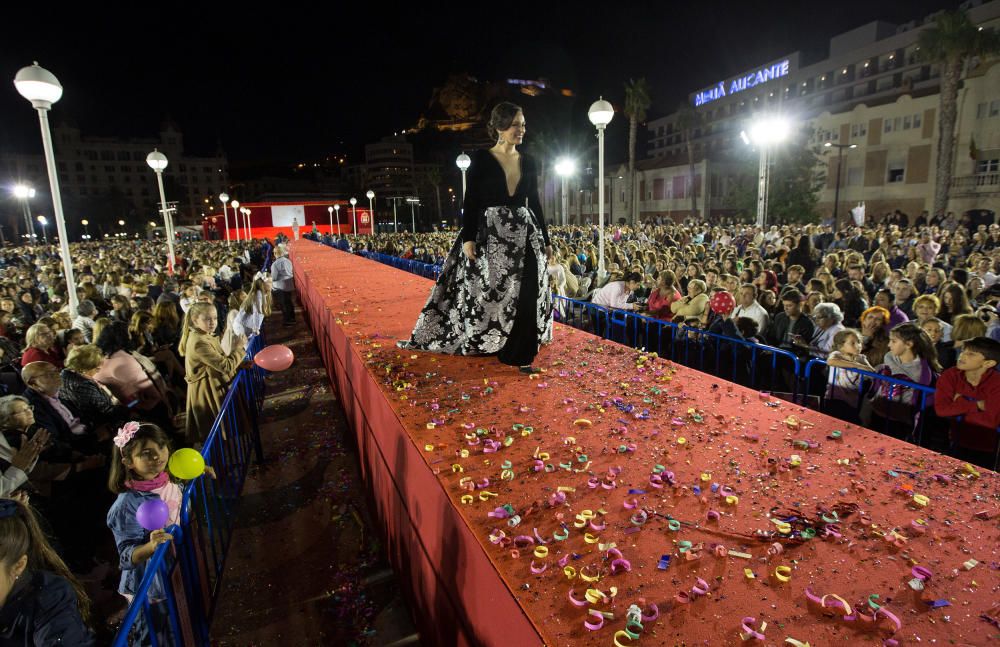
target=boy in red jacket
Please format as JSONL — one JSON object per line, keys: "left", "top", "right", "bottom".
{"left": 934, "top": 336, "right": 1000, "bottom": 468}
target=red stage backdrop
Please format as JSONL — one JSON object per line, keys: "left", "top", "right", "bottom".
{"left": 201, "top": 201, "right": 372, "bottom": 240}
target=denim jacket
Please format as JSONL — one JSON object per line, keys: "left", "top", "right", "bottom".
{"left": 107, "top": 490, "right": 170, "bottom": 598}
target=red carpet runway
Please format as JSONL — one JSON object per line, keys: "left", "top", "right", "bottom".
{"left": 291, "top": 240, "right": 999, "bottom": 647}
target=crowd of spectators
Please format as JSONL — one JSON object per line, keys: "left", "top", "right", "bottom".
{"left": 0, "top": 237, "right": 274, "bottom": 642}
{"left": 315, "top": 213, "right": 1000, "bottom": 469}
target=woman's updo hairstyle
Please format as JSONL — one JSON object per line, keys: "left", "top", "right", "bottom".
{"left": 487, "top": 102, "right": 523, "bottom": 141}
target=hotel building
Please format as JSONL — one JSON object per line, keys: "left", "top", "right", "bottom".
{"left": 564, "top": 0, "right": 1000, "bottom": 225}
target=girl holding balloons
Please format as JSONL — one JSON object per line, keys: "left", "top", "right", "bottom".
{"left": 105, "top": 421, "right": 210, "bottom": 603}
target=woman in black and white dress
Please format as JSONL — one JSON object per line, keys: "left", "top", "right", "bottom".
{"left": 398, "top": 102, "right": 553, "bottom": 373}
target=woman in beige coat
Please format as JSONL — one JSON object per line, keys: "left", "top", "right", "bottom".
{"left": 670, "top": 278, "right": 710, "bottom": 320}
{"left": 180, "top": 302, "right": 247, "bottom": 443}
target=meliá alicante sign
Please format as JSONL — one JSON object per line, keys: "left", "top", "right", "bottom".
{"left": 693, "top": 60, "right": 791, "bottom": 107}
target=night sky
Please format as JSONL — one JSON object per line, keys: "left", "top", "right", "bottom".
{"left": 1, "top": 1, "right": 959, "bottom": 166}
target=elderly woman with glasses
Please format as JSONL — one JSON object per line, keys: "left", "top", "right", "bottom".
{"left": 0, "top": 395, "right": 75, "bottom": 500}
{"left": 19, "top": 323, "right": 65, "bottom": 370}
{"left": 796, "top": 302, "right": 846, "bottom": 358}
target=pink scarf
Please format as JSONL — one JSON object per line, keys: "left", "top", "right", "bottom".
{"left": 125, "top": 471, "right": 169, "bottom": 492}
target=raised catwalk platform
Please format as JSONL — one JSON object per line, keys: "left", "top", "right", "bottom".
{"left": 290, "top": 240, "right": 998, "bottom": 647}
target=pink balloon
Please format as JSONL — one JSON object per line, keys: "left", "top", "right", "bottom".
{"left": 254, "top": 344, "right": 294, "bottom": 371}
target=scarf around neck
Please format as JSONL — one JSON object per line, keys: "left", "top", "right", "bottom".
{"left": 126, "top": 470, "right": 169, "bottom": 492}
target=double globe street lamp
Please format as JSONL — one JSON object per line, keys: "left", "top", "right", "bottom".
{"left": 14, "top": 62, "right": 78, "bottom": 316}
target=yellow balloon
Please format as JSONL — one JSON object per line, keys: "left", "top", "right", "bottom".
{"left": 169, "top": 448, "right": 206, "bottom": 480}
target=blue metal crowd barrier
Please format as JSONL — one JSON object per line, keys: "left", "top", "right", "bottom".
{"left": 112, "top": 333, "right": 267, "bottom": 646}
{"left": 345, "top": 245, "right": 999, "bottom": 469}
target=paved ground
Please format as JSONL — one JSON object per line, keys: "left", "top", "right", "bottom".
{"left": 210, "top": 307, "right": 419, "bottom": 646}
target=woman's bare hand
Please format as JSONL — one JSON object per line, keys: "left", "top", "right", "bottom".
{"left": 463, "top": 241, "right": 477, "bottom": 262}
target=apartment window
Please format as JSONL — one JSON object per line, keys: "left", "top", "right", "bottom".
{"left": 884, "top": 119, "right": 893, "bottom": 133}
{"left": 76, "top": 174, "right": 85, "bottom": 184}
{"left": 133, "top": 152, "right": 145, "bottom": 161}
{"left": 976, "top": 159, "right": 999, "bottom": 173}
{"left": 117, "top": 151, "right": 131, "bottom": 161}
{"left": 100, "top": 151, "right": 114, "bottom": 161}
{"left": 977, "top": 102, "right": 988, "bottom": 119}
{"left": 913, "top": 112, "right": 922, "bottom": 129}
{"left": 888, "top": 160, "right": 905, "bottom": 183}
{"left": 84, "top": 150, "right": 98, "bottom": 161}
{"left": 903, "top": 115, "right": 912, "bottom": 130}
{"left": 75, "top": 162, "right": 84, "bottom": 172}
{"left": 893, "top": 117, "right": 903, "bottom": 131}
{"left": 847, "top": 167, "right": 863, "bottom": 186}
{"left": 104, "top": 165, "right": 115, "bottom": 172}
{"left": 992, "top": 100, "right": 1000, "bottom": 117}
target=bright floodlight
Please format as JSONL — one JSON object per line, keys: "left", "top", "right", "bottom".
{"left": 350, "top": 197, "right": 357, "bottom": 206}
{"left": 36, "top": 215, "right": 47, "bottom": 225}
{"left": 366, "top": 190, "right": 375, "bottom": 200}
{"left": 328, "top": 206, "right": 333, "bottom": 213}
{"left": 81, "top": 219, "right": 88, "bottom": 225}
{"left": 555, "top": 157, "right": 577, "bottom": 177}
{"left": 13, "top": 185, "right": 35, "bottom": 199}
{"left": 219, "top": 192, "right": 229, "bottom": 203}
{"left": 456, "top": 153, "right": 471, "bottom": 171}
{"left": 13, "top": 62, "right": 63, "bottom": 109}
{"left": 146, "top": 149, "right": 168, "bottom": 171}
{"left": 231, "top": 200, "right": 240, "bottom": 209}
{"left": 748, "top": 117, "right": 791, "bottom": 146}
{"left": 588, "top": 98, "right": 615, "bottom": 127}
{"left": 118, "top": 219, "right": 125, "bottom": 226}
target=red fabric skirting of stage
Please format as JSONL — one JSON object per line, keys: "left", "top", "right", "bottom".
{"left": 290, "top": 240, "right": 999, "bottom": 647}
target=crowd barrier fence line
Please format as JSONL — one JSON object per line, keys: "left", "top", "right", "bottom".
{"left": 353, "top": 246, "right": 999, "bottom": 469}
{"left": 112, "top": 333, "right": 267, "bottom": 647}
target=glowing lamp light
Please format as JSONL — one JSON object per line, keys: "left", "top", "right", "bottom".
{"left": 145, "top": 150, "right": 168, "bottom": 171}
{"left": 588, "top": 98, "right": 614, "bottom": 127}
{"left": 13, "top": 62, "right": 62, "bottom": 109}
{"left": 555, "top": 158, "right": 576, "bottom": 177}
{"left": 456, "top": 153, "right": 471, "bottom": 171}
{"left": 747, "top": 117, "right": 791, "bottom": 146}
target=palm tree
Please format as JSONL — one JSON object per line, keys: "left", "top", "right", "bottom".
{"left": 918, "top": 10, "right": 1000, "bottom": 215}
{"left": 676, "top": 103, "right": 702, "bottom": 219}
{"left": 426, "top": 165, "right": 443, "bottom": 223}
{"left": 624, "top": 78, "right": 652, "bottom": 225}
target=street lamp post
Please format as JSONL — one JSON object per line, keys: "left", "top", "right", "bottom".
{"left": 350, "top": 197, "right": 357, "bottom": 235}
{"left": 824, "top": 142, "right": 857, "bottom": 233}
{"left": 244, "top": 208, "right": 252, "bottom": 239}
{"left": 36, "top": 215, "right": 48, "bottom": 244}
{"left": 555, "top": 158, "right": 576, "bottom": 226}
{"left": 366, "top": 190, "right": 375, "bottom": 234}
{"left": 392, "top": 198, "right": 399, "bottom": 233}
{"left": 219, "top": 193, "right": 231, "bottom": 242}
{"left": 456, "top": 153, "right": 471, "bottom": 200}
{"left": 231, "top": 200, "right": 240, "bottom": 242}
{"left": 334, "top": 204, "right": 341, "bottom": 235}
{"left": 741, "top": 116, "right": 791, "bottom": 230}
{"left": 327, "top": 206, "right": 334, "bottom": 235}
{"left": 146, "top": 149, "right": 177, "bottom": 271}
{"left": 406, "top": 197, "right": 419, "bottom": 233}
{"left": 588, "top": 97, "right": 615, "bottom": 279}
{"left": 14, "top": 62, "right": 78, "bottom": 316}
{"left": 81, "top": 219, "right": 89, "bottom": 240}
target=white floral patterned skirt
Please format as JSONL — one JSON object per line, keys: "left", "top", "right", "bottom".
{"left": 397, "top": 206, "right": 553, "bottom": 356}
